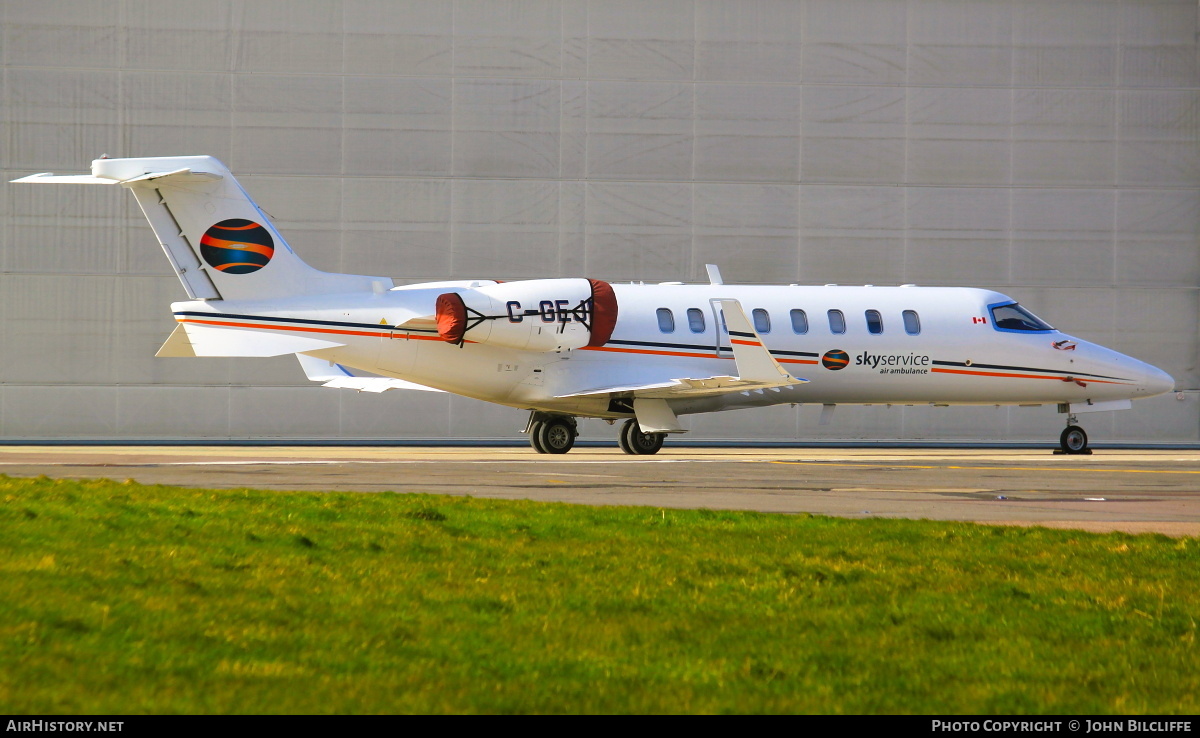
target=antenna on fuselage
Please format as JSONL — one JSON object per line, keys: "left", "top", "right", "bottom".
{"left": 706, "top": 264, "right": 724, "bottom": 285}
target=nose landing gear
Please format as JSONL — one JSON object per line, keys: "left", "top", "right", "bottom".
{"left": 1056, "top": 413, "right": 1092, "bottom": 455}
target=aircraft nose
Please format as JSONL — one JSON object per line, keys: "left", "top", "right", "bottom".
{"left": 1139, "top": 364, "right": 1175, "bottom": 397}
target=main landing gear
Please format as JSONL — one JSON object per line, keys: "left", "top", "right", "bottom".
{"left": 617, "top": 418, "right": 665, "bottom": 456}
{"left": 523, "top": 413, "right": 666, "bottom": 455}
{"left": 1056, "top": 412, "right": 1091, "bottom": 455}
{"left": 526, "top": 413, "right": 577, "bottom": 454}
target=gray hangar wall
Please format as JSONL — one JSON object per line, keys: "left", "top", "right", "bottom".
{"left": 1, "top": 0, "right": 1198, "bottom": 444}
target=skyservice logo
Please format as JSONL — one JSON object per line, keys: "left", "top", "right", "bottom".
{"left": 199, "top": 219, "right": 274, "bottom": 274}
{"left": 821, "top": 349, "right": 850, "bottom": 370}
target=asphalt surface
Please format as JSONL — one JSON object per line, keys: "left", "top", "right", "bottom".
{"left": 2, "top": 445, "right": 1198, "bottom": 536}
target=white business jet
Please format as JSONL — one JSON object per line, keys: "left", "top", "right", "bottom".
{"left": 15, "top": 156, "right": 1175, "bottom": 455}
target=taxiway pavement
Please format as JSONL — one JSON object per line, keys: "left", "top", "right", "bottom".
{"left": 3, "top": 445, "right": 1199, "bottom": 536}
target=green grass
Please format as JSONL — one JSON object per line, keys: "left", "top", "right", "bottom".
{"left": 0, "top": 475, "right": 1197, "bottom": 714}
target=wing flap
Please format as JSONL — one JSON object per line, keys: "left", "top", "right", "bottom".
{"left": 634, "top": 398, "right": 685, "bottom": 433}
{"left": 556, "top": 374, "right": 798, "bottom": 400}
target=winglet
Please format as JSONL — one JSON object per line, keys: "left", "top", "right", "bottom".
{"left": 715, "top": 299, "right": 805, "bottom": 385}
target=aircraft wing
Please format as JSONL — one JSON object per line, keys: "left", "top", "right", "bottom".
{"left": 295, "top": 354, "right": 446, "bottom": 393}
{"left": 555, "top": 372, "right": 804, "bottom": 433}
{"left": 558, "top": 300, "right": 806, "bottom": 400}
{"left": 556, "top": 375, "right": 796, "bottom": 400}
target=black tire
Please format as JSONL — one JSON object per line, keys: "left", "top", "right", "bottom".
{"left": 621, "top": 419, "right": 664, "bottom": 455}
{"left": 617, "top": 419, "right": 637, "bottom": 455}
{"left": 1060, "top": 425, "right": 1088, "bottom": 455}
{"left": 528, "top": 420, "right": 547, "bottom": 454}
{"left": 537, "top": 418, "right": 576, "bottom": 454}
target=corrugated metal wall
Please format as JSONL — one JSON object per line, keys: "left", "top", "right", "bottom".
{"left": 2, "top": 0, "right": 1197, "bottom": 443}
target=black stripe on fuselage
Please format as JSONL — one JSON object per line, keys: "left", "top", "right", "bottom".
{"left": 931, "top": 359, "right": 1130, "bottom": 382}
{"left": 607, "top": 338, "right": 818, "bottom": 358}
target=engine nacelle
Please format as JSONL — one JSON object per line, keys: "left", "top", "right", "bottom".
{"left": 435, "top": 278, "right": 617, "bottom": 352}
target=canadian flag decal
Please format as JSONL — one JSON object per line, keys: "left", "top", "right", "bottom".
{"left": 972, "top": 317, "right": 987, "bottom": 324}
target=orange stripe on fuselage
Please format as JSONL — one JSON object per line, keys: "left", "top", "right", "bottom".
{"left": 177, "top": 320, "right": 821, "bottom": 360}
{"left": 578, "top": 345, "right": 817, "bottom": 364}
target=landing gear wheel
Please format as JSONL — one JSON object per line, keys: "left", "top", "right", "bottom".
{"left": 1060, "top": 425, "right": 1089, "bottom": 455}
{"left": 618, "top": 419, "right": 664, "bottom": 456}
{"left": 537, "top": 418, "right": 576, "bottom": 455}
{"left": 617, "top": 419, "right": 636, "bottom": 454}
{"left": 528, "top": 420, "right": 547, "bottom": 454}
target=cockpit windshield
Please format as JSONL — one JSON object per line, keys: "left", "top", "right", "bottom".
{"left": 990, "top": 302, "right": 1054, "bottom": 332}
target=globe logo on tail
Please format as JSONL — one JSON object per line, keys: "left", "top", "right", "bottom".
{"left": 200, "top": 219, "right": 274, "bottom": 274}
{"left": 821, "top": 349, "right": 850, "bottom": 370}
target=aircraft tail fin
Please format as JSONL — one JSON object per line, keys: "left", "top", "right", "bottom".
{"left": 13, "top": 156, "right": 390, "bottom": 302}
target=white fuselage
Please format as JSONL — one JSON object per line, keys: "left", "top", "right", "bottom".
{"left": 21, "top": 155, "right": 1174, "bottom": 452}
{"left": 170, "top": 281, "right": 1174, "bottom": 420}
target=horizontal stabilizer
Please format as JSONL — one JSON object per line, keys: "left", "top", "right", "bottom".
{"left": 10, "top": 173, "right": 118, "bottom": 185}
{"left": 119, "top": 168, "right": 223, "bottom": 185}
{"left": 16, "top": 156, "right": 385, "bottom": 302}
{"left": 181, "top": 323, "right": 344, "bottom": 357}
{"left": 11, "top": 168, "right": 222, "bottom": 186}
{"left": 295, "top": 354, "right": 446, "bottom": 393}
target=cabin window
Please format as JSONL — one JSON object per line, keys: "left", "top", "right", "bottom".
{"left": 865, "top": 310, "right": 883, "bottom": 334}
{"left": 790, "top": 309, "right": 809, "bottom": 335}
{"left": 753, "top": 308, "right": 771, "bottom": 334}
{"left": 990, "top": 302, "right": 1053, "bottom": 332}
{"left": 656, "top": 308, "right": 675, "bottom": 333}
{"left": 687, "top": 308, "right": 705, "bottom": 333}
{"left": 828, "top": 309, "right": 846, "bottom": 334}
{"left": 903, "top": 310, "right": 921, "bottom": 335}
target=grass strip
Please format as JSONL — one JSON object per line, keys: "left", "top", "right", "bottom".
{"left": 1, "top": 475, "right": 1197, "bottom": 714}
